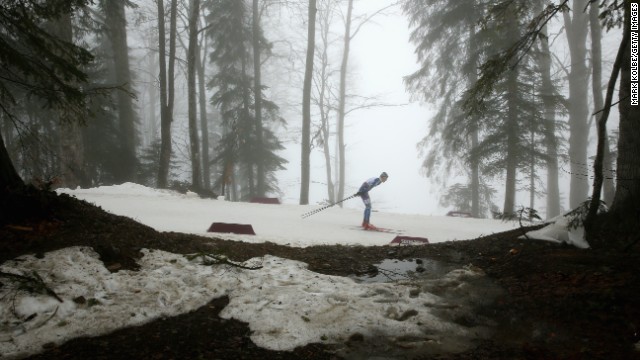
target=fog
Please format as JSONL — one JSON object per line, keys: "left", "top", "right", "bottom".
{"left": 276, "top": 0, "right": 436, "bottom": 215}
{"left": 1, "top": 0, "right": 626, "bottom": 219}
{"left": 133, "top": 0, "right": 442, "bottom": 215}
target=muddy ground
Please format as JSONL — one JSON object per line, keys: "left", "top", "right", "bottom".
{"left": 1, "top": 189, "right": 640, "bottom": 359}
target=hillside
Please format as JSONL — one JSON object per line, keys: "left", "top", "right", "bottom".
{"left": 1, "top": 189, "right": 639, "bottom": 359}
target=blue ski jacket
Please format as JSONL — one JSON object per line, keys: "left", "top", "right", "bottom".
{"left": 358, "top": 177, "right": 382, "bottom": 195}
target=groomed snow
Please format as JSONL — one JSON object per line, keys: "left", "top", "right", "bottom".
{"left": 0, "top": 183, "right": 581, "bottom": 358}
{"left": 56, "top": 183, "right": 521, "bottom": 246}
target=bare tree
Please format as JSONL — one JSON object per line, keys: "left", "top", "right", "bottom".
{"left": 142, "top": 26, "right": 159, "bottom": 148}
{"left": 187, "top": 0, "right": 202, "bottom": 190}
{"left": 314, "top": 0, "right": 340, "bottom": 204}
{"left": 197, "top": 30, "right": 211, "bottom": 191}
{"left": 300, "top": 0, "right": 317, "bottom": 205}
{"left": 335, "top": 0, "right": 353, "bottom": 205}
{"left": 157, "top": 0, "right": 178, "bottom": 189}
{"left": 335, "top": 0, "right": 395, "bottom": 205}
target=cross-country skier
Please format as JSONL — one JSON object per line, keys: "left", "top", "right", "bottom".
{"left": 355, "top": 172, "right": 388, "bottom": 230}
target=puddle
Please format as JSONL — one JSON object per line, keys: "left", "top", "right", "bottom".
{"left": 351, "top": 258, "right": 458, "bottom": 283}
{"left": 343, "top": 258, "right": 504, "bottom": 359}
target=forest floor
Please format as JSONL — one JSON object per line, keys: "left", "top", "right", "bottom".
{"left": 1, "top": 189, "right": 640, "bottom": 359}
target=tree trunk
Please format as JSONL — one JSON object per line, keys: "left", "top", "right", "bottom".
{"left": 610, "top": 2, "right": 640, "bottom": 226}
{"left": 503, "top": 67, "right": 519, "bottom": 215}
{"left": 537, "top": 3, "right": 561, "bottom": 219}
{"left": 502, "top": 14, "right": 520, "bottom": 216}
{"left": 470, "top": 124, "right": 480, "bottom": 217}
{"left": 157, "top": 0, "right": 177, "bottom": 189}
{"left": 59, "top": 120, "right": 85, "bottom": 188}
{"left": 336, "top": 0, "right": 353, "bottom": 206}
{"left": 318, "top": 1, "right": 335, "bottom": 203}
{"left": 197, "top": 35, "right": 211, "bottom": 191}
{"left": 319, "top": 67, "right": 335, "bottom": 204}
{"left": 300, "top": 0, "right": 317, "bottom": 205}
{"left": 0, "top": 132, "right": 23, "bottom": 192}
{"left": 105, "top": 0, "right": 137, "bottom": 183}
{"left": 55, "top": 12, "right": 85, "bottom": 189}
{"left": 187, "top": 0, "right": 202, "bottom": 191}
{"left": 585, "top": 15, "right": 629, "bottom": 242}
{"left": 529, "top": 120, "right": 535, "bottom": 212}
{"left": 563, "top": 1, "right": 590, "bottom": 209}
{"left": 589, "top": 2, "right": 615, "bottom": 206}
{"left": 253, "top": 0, "right": 265, "bottom": 196}
{"left": 141, "top": 27, "right": 159, "bottom": 147}
{"left": 468, "top": 21, "right": 480, "bottom": 218}
{"left": 156, "top": 0, "right": 169, "bottom": 188}
{"left": 240, "top": 54, "right": 255, "bottom": 198}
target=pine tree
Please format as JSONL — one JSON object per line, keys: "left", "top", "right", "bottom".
{"left": 0, "top": 0, "right": 94, "bottom": 191}
{"left": 405, "top": 0, "right": 566, "bottom": 217}
{"left": 470, "top": 1, "right": 565, "bottom": 215}
{"left": 204, "top": 0, "right": 286, "bottom": 200}
{"left": 439, "top": 182, "right": 498, "bottom": 218}
{"left": 403, "top": 0, "right": 488, "bottom": 217}
{"left": 101, "top": 0, "right": 138, "bottom": 183}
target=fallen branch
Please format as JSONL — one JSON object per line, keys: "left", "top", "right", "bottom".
{"left": 4, "top": 225, "right": 34, "bottom": 232}
{"left": 376, "top": 267, "right": 412, "bottom": 282}
{"left": 0, "top": 270, "right": 63, "bottom": 303}
{"left": 185, "top": 253, "right": 263, "bottom": 270}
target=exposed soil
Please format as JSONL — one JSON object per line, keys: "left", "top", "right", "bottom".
{"left": 1, "top": 189, "right": 640, "bottom": 359}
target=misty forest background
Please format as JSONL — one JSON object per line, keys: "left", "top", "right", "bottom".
{"left": 0, "top": 0, "right": 638, "bottom": 245}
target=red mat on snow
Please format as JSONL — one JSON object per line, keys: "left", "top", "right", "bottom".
{"left": 390, "top": 236, "right": 430, "bottom": 245}
{"left": 207, "top": 222, "right": 256, "bottom": 235}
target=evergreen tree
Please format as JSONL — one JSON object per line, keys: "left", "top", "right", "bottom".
{"left": 83, "top": 3, "right": 136, "bottom": 187}
{"left": 0, "top": 0, "right": 94, "bottom": 191}
{"left": 440, "top": 182, "right": 498, "bottom": 218}
{"left": 100, "top": 0, "right": 138, "bottom": 184}
{"left": 403, "top": 0, "right": 488, "bottom": 217}
{"left": 1, "top": 1, "right": 140, "bottom": 190}
{"left": 405, "top": 0, "right": 566, "bottom": 217}
{"left": 471, "top": 1, "right": 565, "bottom": 215}
{"left": 204, "top": 0, "right": 286, "bottom": 200}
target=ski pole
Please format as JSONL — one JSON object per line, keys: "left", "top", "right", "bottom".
{"left": 301, "top": 194, "right": 358, "bottom": 219}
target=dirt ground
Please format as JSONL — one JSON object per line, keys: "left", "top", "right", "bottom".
{"left": 1, "top": 189, "right": 640, "bottom": 359}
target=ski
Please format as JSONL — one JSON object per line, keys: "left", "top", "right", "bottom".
{"left": 349, "top": 226, "right": 404, "bottom": 234}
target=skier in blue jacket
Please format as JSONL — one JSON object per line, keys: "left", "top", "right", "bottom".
{"left": 355, "top": 172, "right": 388, "bottom": 230}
